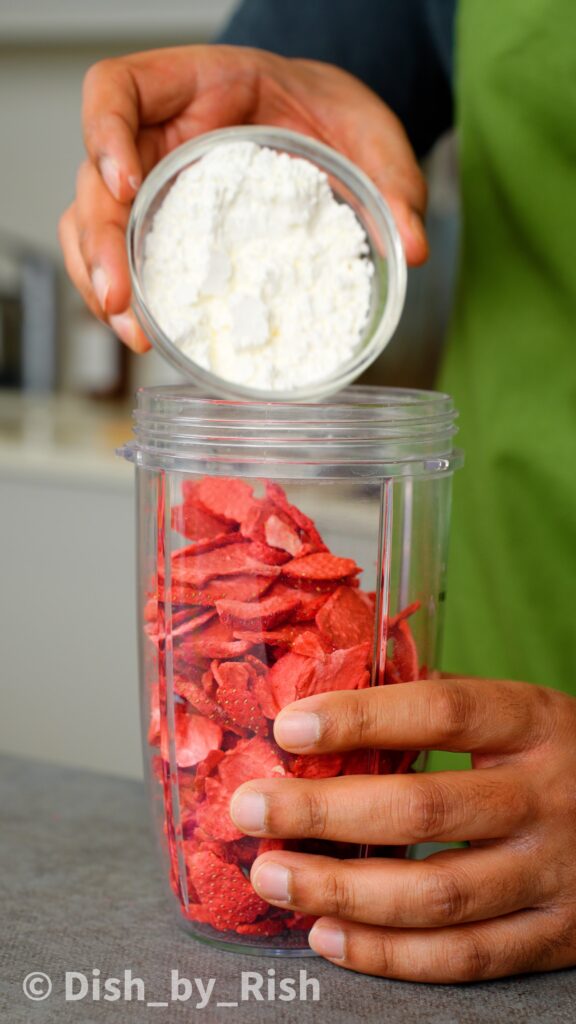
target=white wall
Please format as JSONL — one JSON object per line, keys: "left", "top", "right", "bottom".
{"left": 0, "top": 1, "right": 238, "bottom": 256}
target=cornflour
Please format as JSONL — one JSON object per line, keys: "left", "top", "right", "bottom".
{"left": 142, "top": 141, "right": 373, "bottom": 391}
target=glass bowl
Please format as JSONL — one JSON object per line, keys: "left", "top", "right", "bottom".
{"left": 127, "top": 126, "right": 407, "bottom": 401}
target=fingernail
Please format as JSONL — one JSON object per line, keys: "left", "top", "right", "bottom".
{"left": 252, "top": 862, "right": 291, "bottom": 902}
{"left": 91, "top": 267, "right": 110, "bottom": 313}
{"left": 99, "top": 156, "right": 121, "bottom": 200}
{"left": 275, "top": 711, "right": 321, "bottom": 750}
{"left": 229, "top": 789, "right": 267, "bottom": 832}
{"left": 110, "top": 312, "right": 135, "bottom": 347}
{"left": 128, "top": 174, "right": 141, "bottom": 193}
{"left": 308, "top": 923, "right": 346, "bottom": 960}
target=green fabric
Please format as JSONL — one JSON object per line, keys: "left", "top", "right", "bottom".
{"left": 429, "top": 0, "right": 576, "bottom": 771}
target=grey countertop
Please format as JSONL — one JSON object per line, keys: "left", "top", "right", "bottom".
{"left": 1, "top": 753, "right": 574, "bottom": 1024}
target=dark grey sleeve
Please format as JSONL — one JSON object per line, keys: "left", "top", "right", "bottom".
{"left": 217, "top": 0, "right": 455, "bottom": 158}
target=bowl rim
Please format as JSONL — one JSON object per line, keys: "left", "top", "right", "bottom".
{"left": 127, "top": 125, "right": 407, "bottom": 402}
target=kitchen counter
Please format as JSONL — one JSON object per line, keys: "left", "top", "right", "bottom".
{"left": 1, "top": 753, "right": 574, "bottom": 1023}
{"left": 0, "top": 391, "right": 133, "bottom": 485}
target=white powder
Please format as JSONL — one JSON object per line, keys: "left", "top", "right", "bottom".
{"left": 142, "top": 141, "right": 373, "bottom": 391}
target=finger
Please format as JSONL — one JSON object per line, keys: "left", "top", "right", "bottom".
{"left": 108, "top": 309, "right": 151, "bottom": 354}
{"left": 75, "top": 159, "right": 132, "bottom": 315}
{"left": 61, "top": 183, "right": 150, "bottom": 353}
{"left": 250, "top": 844, "right": 548, "bottom": 928}
{"left": 83, "top": 57, "right": 143, "bottom": 201}
{"left": 82, "top": 46, "right": 251, "bottom": 200}
{"left": 336, "top": 103, "right": 428, "bottom": 265}
{"left": 307, "top": 907, "right": 576, "bottom": 983}
{"left": 273, "top": 677, "right": 549, "bottom": 756}
{"left": 59, "top": 203, "right": 105, "bottom": 321}
{"left": 229, "top": 767, "right": 534, "bottom": 845}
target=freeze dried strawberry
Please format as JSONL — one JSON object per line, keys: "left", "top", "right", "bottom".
{"left": 266, "top": 643, "right": 371, "bottom": 715}
{"left": 268, "top": 581, "right": 331, "bottom": 621}
{"left": 171, "top": 609, "right": 217, "bottom": 642}
{"left": 159, "top": 573, "right": 276, "bottom": 608}
{"left": 192, "top": 748, "right": 226, "bottom": 795}
{"left": 191, "top": 477, "right": 257, "bottom": 526}
{"left": 163, "top": 704, "right": 223, "bottom": 768}
{"left": 242, "top": 538, "right": 292, "bottom": 565}
{"left": 188, "top": 849, "right": 269, "bottom": 928}
{"left": 183, "top": 903, "right": 218, "bottom": 925}
{"left": 290, "top": 752, "right": 344, "bottom": 779}
{"left": 195, "top": 777, "right": 244, "bottom": 841}
{"left": 265, "top": 482, "right": 327, "bottom": 551}
{"left": 389, "top": 618, "right": 419, "bottom": 682}
{"left": 211, "top": 661, "right": 268, "bottom": 735}
{"left": 243, "top": 653, "right": 270, "bottom": 677}
{"left": 167, "top": 543, "right": 281, "bottom": 588}
{"left": 285, "top": 913, "right": 317, "bottom": 931}
{"left": 341, "top": 748, "right": 374, "bottom": 774}
{"left": 389, "top": 600, "right": 421, "bottom": 628}
{"left": 216, "top": 593, "right": 301, "bottom": 630}
{"left": 174, "top": 673, "right": 245, "bottom": 736}
{"left": 218, "top": 735, "right": 288, "bottom": 792}
{"left": 153, "top": 609, "right": 218, "bottom": 646}
{"left": 171, "top": 535, "right": 239, "bottom": 560}
{"left": 144, "top": 596, "right": 159, "bottom": 623}
{"left": 265, "top": 653, "right": 316, "bottom": 716}
{"left": 303, "top": 643, "right": 371, "bottom": 697}
{"left": 316, "top": 586, "right": 374, "bottom": 648}
{"left": 282, "top": 552, "right": 360, "bottom": 582}
{"left": 257, "top": 838, "right": 286, "bottom": 855}
{"left": 176, "top": 619, "right": 256, "bottom": 660}
{"left": 225, "top": 836, "right": 261, "bottom": 867}
{"left": 264, "top": 513, "right": 304, "bottom": 556}
{"left": 234, "top": 626, "right": 328, "bottom": 660}
{"left": 171, "top": 501, "right": 235, "bottom": 543}
{"left": 148, "top": 684, "right": 161, "bottom": 747}
{"left": 236, "top": 918, "right": 288, "bottom": 936}
{"left": 251, "top": 671, "right": 279, "bottom": 719}
{"left": 291, "top": 630, "right": 329, "bottom": 660}
{"left": 393, "top": 749, "right": 419, "bottom": 774}
{"left": 176, "top": 773, "right": 199, "bottom": 822}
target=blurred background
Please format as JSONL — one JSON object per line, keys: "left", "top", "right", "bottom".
{"left": 0, "top": 0, "right": 459, "bottom": 778}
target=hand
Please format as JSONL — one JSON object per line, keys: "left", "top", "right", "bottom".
{"left": 59, "top": 45, "right": 428, "bottom": 351}
{"left": 229, "top": 677, "right": 576, "bottom": 982}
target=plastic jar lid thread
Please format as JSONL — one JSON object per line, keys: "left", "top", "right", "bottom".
{"left": 121, "top": 386, "right": 463, "bottom": 478}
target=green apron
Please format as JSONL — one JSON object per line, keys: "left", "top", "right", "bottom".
{"left": 430, "top": 0, "right": 576, "bottom": 770}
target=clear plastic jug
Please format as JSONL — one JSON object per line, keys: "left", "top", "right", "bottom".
{"left": 120, "top": 385, "right": 462, "bottom": 954}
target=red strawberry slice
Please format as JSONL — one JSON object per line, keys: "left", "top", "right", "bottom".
{"left": 265, "top": 482, "right": 327, "bottom": 551}
{"left": 211, "top": 660, "right": 268, "bottom": 735}
{"left": 158, "top": 573, "right": 276, "bottom": 608}
{"left": 264, "top": 513, "right": 304, "bottom": 556}
{"left": 187, "top": 848, "right": 269, "bottom": 929}
{"left": 282, "top": 552, "right": 360, "bottom": 582}
{"left": 174, "top": 673, "right": 246, "bottom": 736}
{"left": 171, "top": 500, "right": 235, "bottom": 543}
{"left": 195, "top": 777, "right": 245, "bottom": 841}
{"left": 316, "top": 586, "right": 374, "bottom": 648}
{"left": 190, "top": 477, "right": 258, "bottom": 526}
{"left": 216, "top": 593, "right": 301, "bottom": 630}
{"left": 302, "top": 643, "right": 371, "bottom": 697}
{"left": 268, "top": 581, "right": 331, "bottom": 621}
{"left": 290, "top": 752, "right": 344, "bottom": 779}
{"left": 388, "top": 618, "right": 419, "bottom": 682}
{"left": 166, "top": 543, "right": 281, "bottom": 588}
{"left": 176, "top": 619, "right": 255, "bottom": 660}
{"left": 217, "top": 735, "right": 288, "bottom": 792}
{"left": 161, "top": 704, "right": 223, "bottom": 768}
